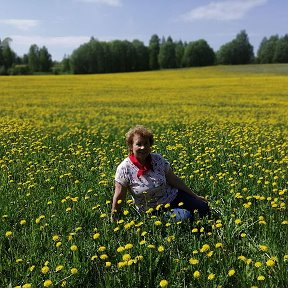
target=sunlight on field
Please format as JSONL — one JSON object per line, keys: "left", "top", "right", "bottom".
{"left": 0, "top": 65, "right": 287, "bottom": 287}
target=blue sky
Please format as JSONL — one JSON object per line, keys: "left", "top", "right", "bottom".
{"left": 1, "top": 0, "right": 287, "bottom": 61}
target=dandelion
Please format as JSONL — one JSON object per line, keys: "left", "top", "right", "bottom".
{"left": 124, "top": 243, "right": 133, "bottom": 250}
{"left": 104, "top": 262, "right": 111, "bottom": 267}
{"left": 117, "top": 261, "right": 127, "bottom": 268}
{"left": 117, "top": 246, "right": 125, "bottom": 253}
{"left": 208, "top": 273, "right": 215, "bottom": 280}
{"left": 70, "top": 245, "right": 78, "bottom": 251}
{"left": 215, "top": 242, "right": 223, "bottom": 248}
{"left": 22, "top": 284, "right": 32, "bottom": 288}
{"left": 100, "top": 254, "right": 108, "bottom": 260}
{"left": 159, "top": 279, "right": 169, "bottom": 287}
{"left": 93, "top": 233, "right": 100, "bottom": 240}
{"left": 43, "top": 280, "right": 53, "bottom": 287}
{"left": 255, "top": 261, "right": 262, "bottom": 268}
{"left": 228, "top": 269, "right": 236, "bottom": 276}
{"left": 193, "top": 270, "right": 201, "bottom": 278}
{"left": 200, "top": 244, "right": 210, "bottom": 252}
{"left": 235, "top": 219, "right": 242, "bottom": 224}
{"left": 122, "top": 254, "right": 131, "bottom": 261}
{"left": 41, "top": 266, "right": 50, "bottom": 274}
{"left": 91, "top": 255, "right": 98, "bottom": 261}
{"left": 20, "top": 219, "right": 27, "bottom": 225}
{"left": 98, "top": 246, "right": 106, "bottom": 252}
{"left": 257, "top": 275, "right": 265, "bottom": 281}
{"left": 56, "top": 265, "right": 64, "bottom": 272}
{"left": 259, "top": 245, "right": 268, "bottom": 251}
{"left": 158, "top": 245, "right": 165, "bottom": 252}
{"left": 52, "top": 235, "right": 60, "bottom": 241}
{"left": 71, "top": 268, "right": 78, "bottom": 274}
{"left": 56, "top": 242, "right": 62, "bottom": 248}
{"left": 189, "top": 258, "right": 199, "bottom": 265}
{"left": 154, "top": 220, "right": 162, "bottom": 226}
{"left": 5, "top": 231, "right": 13, "bottom": 238}
{"left": 266, "top": 259, "right": 276, "bottom": 267}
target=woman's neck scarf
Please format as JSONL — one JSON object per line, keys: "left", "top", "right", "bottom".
{"left": 129, "top": 154, "right": 152, "bottom": 177}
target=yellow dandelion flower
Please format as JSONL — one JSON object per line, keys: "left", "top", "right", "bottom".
{"left": 5, "top": 231, "right": 13, "bottom": 238}
{"left": 147, "top": 244, "right": 156, "bottom": 249}
{"left": 93, "top": 233, "right": 100, "bottom": 240}
{"left": 215, "top": 242, "right": 223, "bottom": 248}
{"left": 255, "top": 261, "right": 262, "bottom": 268}
{"left": 228, "top": 269, "right": 235, "bottom": 276}
{"left": 122, "top": 254, "right": 131, "bottom": 261}
{"left": 56, "top": 242, "right": 62, "bottom": 248}
{"left": 189, "top": 258, "right": 199, "bottom": 265}
{"left": 70, "top": 245, "right": 78, "bottom": 251}
{"left": 52, "top": 235, "right": 60, "bottom": 241}
{"left": 200, "top": 244, "right": 210, "bottom": 252}
{"left": 193, "top": 270, "right": 201, "bottom": 278}
{"left": 105, "top": 261, "right": 112, "bottom": 267}
{"left": 124, "top": 243, "right": 133, "bottom": 250}
{"left": 158, "top": 245, "right": 165, "bottom": 253}
{"left": 257, "top": 275, "right": 265, "bottom": 281}
{"left": 98, "top": 246, "right": 106, "bottom": 252}
{"left": 117, "top": 261, "right": 127, "bottom": 268}
{"left": 235, "top": 219, "right": 242, "bottom": 225}
{"left": 91, "top": 255, "right": 98, "bottom": 261}
{"left": 43, "top": 279, "right": 53, "bottom": 287}
{"left": 55, "top": 265, "right": 64, "bottom": 272}
{"left": 22, "top": 284, "right": 32, "bottom": 288}
{"left": 100, "top": 254, "right": 108, "bottom": 260}
{"left": 258, "top": 245, "right": 268, "bottom": 251}
{"left": 20, "top": 219, "right": 27, "bottom": 225}
{"left": 117, "top": 246, "right": 125, "bottom": 253}
{"left": 266, "top": 259, "right": 275, "bottom": 267}
{"left": 159, "top": 279, "right": 168, "bottom": 287}
{"left": 70, "top": 268, "right": 78, "bottom": 274}
{"left": 41, "top": 266, "right": 50, "bottom": 274}
{"left": 154, "top": 220, "right": 162, "bottom": 226}
{"left": 208, "top": 273, "right": 215, "bottom": 280}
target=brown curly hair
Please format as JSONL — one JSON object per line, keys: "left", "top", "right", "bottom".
{"left": 125, "top": 125, "right": 154, "bottom": 153}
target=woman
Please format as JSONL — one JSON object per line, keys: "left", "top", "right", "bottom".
{"left": 111, "top": 125, "right": 210, "bottom": 222}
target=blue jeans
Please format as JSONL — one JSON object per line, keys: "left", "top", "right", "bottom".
{"left": 169, "top": 190, "right": 211, "bottom": 220}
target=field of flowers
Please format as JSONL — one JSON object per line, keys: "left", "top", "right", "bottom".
{"left": 0, "top": 64, "right": 287, "bottom": 288}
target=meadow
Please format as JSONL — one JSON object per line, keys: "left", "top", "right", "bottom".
{"left": 0, "top": 64, "right": 287, "bottom": 288}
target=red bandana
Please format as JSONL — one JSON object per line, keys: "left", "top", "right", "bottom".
{"left": 129, "top": 154, "right": 152, "bottom": 177}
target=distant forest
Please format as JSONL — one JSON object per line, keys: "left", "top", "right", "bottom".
{"left": 1, "top": 30, "right": 288, "bottom": 75}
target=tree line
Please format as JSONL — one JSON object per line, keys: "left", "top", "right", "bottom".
{"left": 1, "top": 30, "right": 288, "bottom": 75}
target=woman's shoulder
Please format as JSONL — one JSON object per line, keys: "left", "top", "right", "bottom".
{"left": 151, "top": 153, "right": 167, "bottom": 162}
{"left": 116, "top": 157, "right": 131, "bottom": 169}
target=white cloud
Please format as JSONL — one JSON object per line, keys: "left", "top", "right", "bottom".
{"left": 181, "top": 0, "right": 268, "bottom": 22}
{"left": 77, "top": 0, "right": 121, "bottom": 6}
{"left": 0, "top": 19, "right": 39, "bottom": 31}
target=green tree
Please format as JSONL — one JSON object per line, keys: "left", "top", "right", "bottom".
{"left": 39, "top": 46, "right": 52, "bottom": 72}
{"left": 28, "top": 44, "right": 40, "bottom": 72}
{"left": 257, "top": 35, "right": 279, "bottom": 63}
{"left": 175, "top": 40, "right": 185, "bottom": 68}
{"left": 132, "top": 40, "right": 149, "bottom": 71}
{"left": 148, "top": 34, "right": 160, "bottom": 70}
{"left": 158, "top": 36, "right": 176, "bottom": 69}
{"left": 183, "top": 39, "right": 215, "bottom": 67}
{"left": 273, "top": 35, "right": 288, "bottom": 63}
{"left": 217, "top": 30, "right": 254, "bottom": 64}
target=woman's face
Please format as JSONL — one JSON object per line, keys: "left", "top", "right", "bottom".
{"left": 131, "top": 134, "right": 152, "bottom": 162}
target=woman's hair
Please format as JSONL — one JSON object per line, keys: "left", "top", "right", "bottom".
{"left": 125, "top": 125, "right": 154, "bottom": 153}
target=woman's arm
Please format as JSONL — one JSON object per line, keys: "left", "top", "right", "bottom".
{"left": 165, "top": 169, "right": 207, "bottom": 202}
{"left": 111, "top": 182, "right": 128, "bottom": 222}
